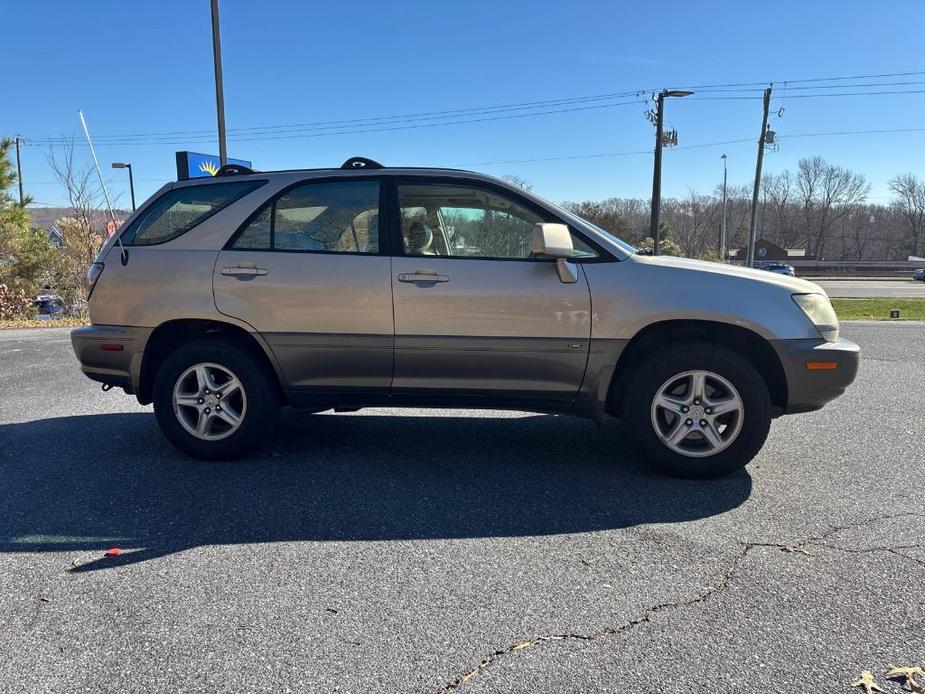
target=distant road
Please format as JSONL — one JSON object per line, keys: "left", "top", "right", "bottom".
{"left": 812, "top": 279, "right": 925, "bottom": 297}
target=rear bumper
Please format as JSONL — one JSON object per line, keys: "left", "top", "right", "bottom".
{"left": 772, "top": 337, "right": 860, "bottom": 414}
{"left": 71, "top": 325, "right": 151, "bottom": 394}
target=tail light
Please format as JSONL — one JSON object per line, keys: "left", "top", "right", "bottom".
{"left": 87, "top": 262, "right": 105, "bottom": 298}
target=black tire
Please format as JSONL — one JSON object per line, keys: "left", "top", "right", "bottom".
{"left": 153, "top": 339, "right": 280, "bottom": 460}
{"left": 622, "top": 342, "right": 772, "bottom": 479}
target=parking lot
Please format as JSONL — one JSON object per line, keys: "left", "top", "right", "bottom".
{"left": 1, "top": 323, "right": 923, "bottom": 693}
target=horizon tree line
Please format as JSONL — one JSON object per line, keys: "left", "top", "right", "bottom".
{"left": 558, "top": 156, "right": 925, "bottom": 261}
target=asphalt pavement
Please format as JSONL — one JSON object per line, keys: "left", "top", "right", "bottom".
{"left": 1, "top": 324, "right": 923, "bottom": 693}
{"left": 813, "top": 279, "right": 925, "bottom": 298}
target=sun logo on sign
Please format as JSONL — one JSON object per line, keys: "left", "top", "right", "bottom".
{"left": 198, "top": 160, "right": 219, "bottom": 176}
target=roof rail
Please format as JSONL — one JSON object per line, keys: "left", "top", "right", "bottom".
{"left": 341, "top": 156, "right": 383, "bottom": 170}
{"left": 216, "top": 163, "right": 257, "bottom": 176}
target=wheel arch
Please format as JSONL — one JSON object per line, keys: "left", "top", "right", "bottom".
{"left": 605, "top": 319, "right": 787, "bottom": 416}
{"left": 138, "top": 318, "right": 285, "bottom": 405}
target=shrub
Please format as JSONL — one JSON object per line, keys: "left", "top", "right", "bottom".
{"left": 0, "top": 283, "right": 33, "bottom": 320}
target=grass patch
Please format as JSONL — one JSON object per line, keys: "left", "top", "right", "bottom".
{"left": 831, "top": 298, "right": 925, "bottom": 321}
{"left": 0, "top": 318, "right": 89, "bottom": 330}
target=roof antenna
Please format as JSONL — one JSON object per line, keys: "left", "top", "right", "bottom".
{"left": 78, "top": 110, "right": 128, "bottom": 266}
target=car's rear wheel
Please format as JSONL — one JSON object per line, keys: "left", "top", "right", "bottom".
{"left": 153, "top": 339, "right": 279, "bottom": 460}
{"left": 623, "top": 343, "right": 772, "bottom": 478}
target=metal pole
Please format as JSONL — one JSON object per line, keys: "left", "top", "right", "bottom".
{"left": 746, "top": 86, "right": 772, "bottom": 268}
{"left": 15, "top": 136, "right": 24, "bottom": 206}
{"left": 126, "top": 164, "right": 136, "bottom": 211}
{"left": 79, "top": 110, "right": 128, "bottom": 264}
{"left": 78, "top": 111, "right": 116, "bottom": 223}
{"left": 210, "top": 0, "right": 227, "bottom": 166}
{"left": 720, "top": 154, "right": 727, "bottom": 261}
{"left": 649, "top": 92, "right": 665, "bottom": 254}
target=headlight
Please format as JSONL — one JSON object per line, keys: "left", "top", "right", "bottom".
{"left": 792, "top": 293, "right": 839, "bottom": 343}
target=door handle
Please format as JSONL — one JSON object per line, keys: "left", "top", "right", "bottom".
{"left": 221, "top": 266, "right": 269, "bottom": 278}
{"left": 398, "top": 271, "right": 449, "bottom": 284}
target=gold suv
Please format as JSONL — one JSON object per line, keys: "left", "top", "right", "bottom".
{"left": 72, "top": 158, "right": 859, "bottom": 478}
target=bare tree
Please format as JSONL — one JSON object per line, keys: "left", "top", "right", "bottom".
{"left": 46, "top": 139, "right": 111, "bottom": 315}
{"left": 663, "top": 189, "right": 719, "bottom": 258}
{"left": 888, "top": 173, "right": 925, "bottom": 258}
{"left": 760, "top": 171, "right": 801, "bottom": 249}
{"left": 797, "top": 156, "right": 870, "bottom": 259}
{"left": 557, "top": 157, "right": 917, "bottom": 261}
{"left": 839, "top": 205, "right": 877, "bottom": 261}
{"left": 501, "top": 174, "right": 533, "bottom": 192}
{"left": 562, "top": 197, "right": 649, "bottom": 242}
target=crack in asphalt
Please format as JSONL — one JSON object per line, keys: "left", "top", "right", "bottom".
{"left": 435, "top": 512, "right": 925, "bottom": 694}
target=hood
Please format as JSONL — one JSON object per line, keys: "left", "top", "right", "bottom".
{"left": 630, "top": 254, "right": 825, "bottom": 295}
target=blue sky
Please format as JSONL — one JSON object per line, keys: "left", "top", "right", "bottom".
{"left": 5, "top": 1, "right": 924, "bottom": 209}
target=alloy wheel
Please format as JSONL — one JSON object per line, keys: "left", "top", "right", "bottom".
{"left": 172, "top": 362, "right": 247, "bottom": 441}
{"left": 650, "top": 369, "right": 745, "bottom": 458}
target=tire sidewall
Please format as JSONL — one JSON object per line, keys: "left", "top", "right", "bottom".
{"left": 153, "top": 340, "right": 278, "bottom": 460}
{"left": 624, "top": 344, "right": 771, "bottom": 478}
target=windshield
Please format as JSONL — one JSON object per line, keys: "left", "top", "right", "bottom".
{"left": 555, "top": 206, "right": 638, "bottom": 255}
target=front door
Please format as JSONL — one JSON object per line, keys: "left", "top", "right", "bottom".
{"left": 390, "top": 179, "right": 594, "bottom": 401}
{"left": 213, "top": 178, "right": 393, "bottom": 391}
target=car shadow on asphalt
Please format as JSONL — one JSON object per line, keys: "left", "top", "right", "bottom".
{"left": 0, "top": 410, "right": 751, "bottom": 571}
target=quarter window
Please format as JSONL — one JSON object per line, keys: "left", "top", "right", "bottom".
{"left": 122, "top": 181, "right": 263, "bottom": 246}
{"left": 232, "top": 180, "right": 380, "bottom": 253}
{"left": 397, "top": 183, "right": 597, "bottom": 259}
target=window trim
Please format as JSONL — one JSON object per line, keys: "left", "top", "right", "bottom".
{"left": 390, "top": 175, "right": 615, "bottom": 263}
{"left": 120, "top": 179, "right": 267, "bottom": 247}
{"left": 224, "top": 175, "right": 390, "bottom": 256}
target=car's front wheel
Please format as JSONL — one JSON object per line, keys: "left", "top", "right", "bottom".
{"left": 153, "top": 340, "right": 280, "bottom": 460}
{"left": 623, "top": 343, "right": 772, "bottom": 478}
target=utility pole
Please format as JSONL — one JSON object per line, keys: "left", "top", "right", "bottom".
{"left": 649, "top": 93, "right": 666, "bottom": 254}
{"left": 649, "top": 89, "right": 693, "bottom": 254}
{"left": 745, "top": 86, "right": 772, "bottom": 267}
{"left": 720, "top": 153, "right": 728, "bottom": 261}
{"left": 15, "top": 136, "right": 24, "bottom": 206}
{"left": 210, "top": 0, "right": 228, "bottom": 166}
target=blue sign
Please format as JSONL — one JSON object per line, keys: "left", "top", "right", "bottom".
{"left": 175, "top": 151, "right": 252, "bottom": 180}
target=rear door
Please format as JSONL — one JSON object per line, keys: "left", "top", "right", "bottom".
{"left": 390, "top": 178, "right": 594, "bottom": 401}
{"left": 213, "top": 177, "right": 394, "bottom": 391}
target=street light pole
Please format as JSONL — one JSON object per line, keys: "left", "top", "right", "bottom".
{"left": 125, "top": 164, "right": 135, "bottom": 211}
{"left": 111, "top": 162, "right": 136, "bottom": 211}
{"left": 210, "top": 0, "right": 228, "bottom": 166}
{"left": 648, "top": 89, "right": 693, "bottom": 255}
{"left": 720, "top": 153, "right": 728, "bottom": 261}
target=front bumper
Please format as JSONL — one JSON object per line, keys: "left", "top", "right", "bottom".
{"left": 71, "top": 325, "right": 151, "bottom": 394}
{"left": 772, "top": 337, "right": 860, "bottom": 414}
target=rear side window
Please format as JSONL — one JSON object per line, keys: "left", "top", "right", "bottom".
{"left": 230, "top": 180, "right": 380, "bottom": 253}
{"left": 121, "top": 181, "right": 263, "bottom": 246}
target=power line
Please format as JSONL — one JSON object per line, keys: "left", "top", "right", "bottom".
{"left": 22, "top": 90, "right": 652, "bottom": 144}
{"left": 673, "top": 70, "right": 925, "bottom": 90}
{"left": 19, "top": 69, "right": 925, "bottom": 145}
{"left": 23, "top": 97, "right": 651, "bottom": 147}
{"left": 474, "top": 128, "right": 925, "bottom": 166}
{"left": 672, "top": 89, "right": 925, "bottom": 101}
{"left": 23, "top": 85, "right": 925, "bottom": 148}
{"left": 681, "top": 80, "right": 925, "bottom": 93}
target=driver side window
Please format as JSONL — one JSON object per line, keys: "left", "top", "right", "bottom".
{"left": 397, "top": 183, "right": 597, "bottom": 259}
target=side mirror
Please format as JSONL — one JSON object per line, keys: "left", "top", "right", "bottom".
{"left": 532, "top": 223, "right": 578, "bottom": 284}
{"left": 532, "top": 223, "right": 574, "bottom": 259}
